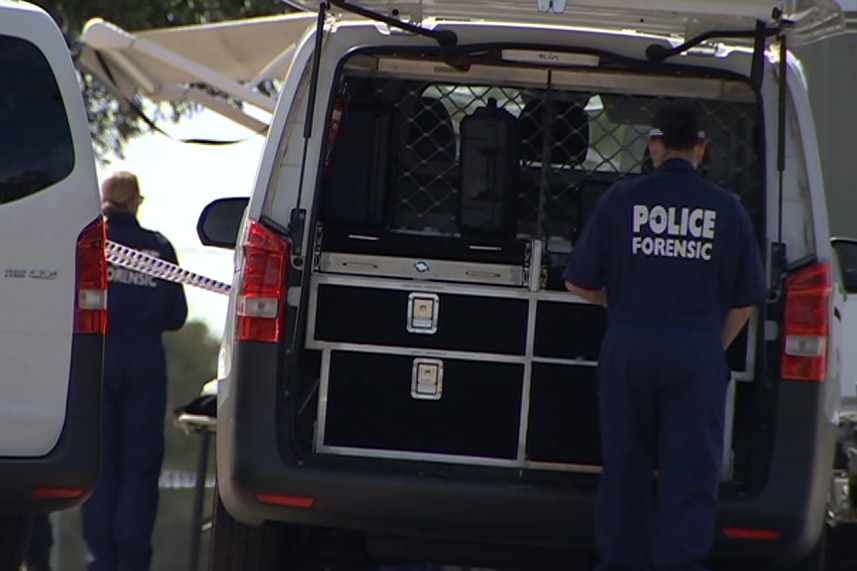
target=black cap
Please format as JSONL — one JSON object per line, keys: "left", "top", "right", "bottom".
{"left": 648, "top": 100, "right": 706, "bottom": 150}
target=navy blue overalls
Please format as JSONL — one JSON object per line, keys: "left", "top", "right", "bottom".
{"left": 81, "top": 212, "right": 188, "bottom": 571}
{"left": 563, "top": 158, "right": 767, "bottom": 571}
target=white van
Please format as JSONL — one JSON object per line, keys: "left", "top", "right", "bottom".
{"left": 0, "top": 1, "right": 105, "bottom": 567}
{"left": 190, "top": 1, "right": 857, "bottom": 569}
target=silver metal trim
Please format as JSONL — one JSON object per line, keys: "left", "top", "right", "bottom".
{"left": 318, "top": 251, "right": 525, "bottom": 287}
{"left": 523, "top": 460, "right": 602, "bottom": 474}
{"left": 314, "top": 349, "right": 333, "bottom": 453}
{"left": 406, "top": 292, "right": 440, "bottom": 335}
{"left": 532, "top": 356, "right": 599, "bottom": 367}
{"left": 305, "top": 341, "right": 524, "bottom": 364}
{"left": 305, "top": 275, "right": 320, "bottom": 344}
{"left": 721, "top": 375, "right": 736, "bottom": 481}
{"left": 315, "top": 444, "right": 604, "bottom": 473}
{"left": 308, "top": 272, "right": 594, "bottom": 303}
{"left": 516, "top": 297, "right": 539, "bottom": 461}
{"left": 305, "top": 342, "right": 607, "bottom": 371}
{"left": 529, "top": 239, "right": 543, "bottom": 293}
{"left": 411, "top": 358, "right": 444, "bottom": 400}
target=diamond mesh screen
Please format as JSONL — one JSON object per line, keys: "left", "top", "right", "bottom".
{"left": 321, "top": 64, "right": 762, "bottom": 252}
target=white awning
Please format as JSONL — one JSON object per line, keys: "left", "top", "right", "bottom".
{"left": 77, "top": 13, "right": 317, "bottom": 130}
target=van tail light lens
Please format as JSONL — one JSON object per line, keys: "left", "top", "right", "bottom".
{"left": 722, "top": 526, "right": 782, "bottom": 540}
{"left": 75, "top": 217, "right": 108, "bottom": 334}
{"left": 237, "top": 221, "right": 290, "bottom": 342}
{"left": 781, "top": 261, "right": 831, "bottom": 382}
{"left": 255, "top": 493, "right": 315, "bottom": 508}
{"left": 33, "top": 486, "right": 85, "bottom": 499}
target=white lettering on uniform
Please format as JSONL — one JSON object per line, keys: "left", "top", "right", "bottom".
{"left": 633, "top": 205, "right": 648, "bottom": 233}
{"left": 650, "top": 206, "right": 668, "bottom": 235}
{"left": 630, "top": 203, "right": 717, "bottom": 261}
{"left": 107, "top": 264, "right": 158, "bottom": 288}
{"left": 667, "top": 207, "right": 681, "bottom": 235}
{"left": 688, "top": 209, "right": 704, "bottom": 238}
{"left": 702, "top": 210, "right": 717, "bottom": 240}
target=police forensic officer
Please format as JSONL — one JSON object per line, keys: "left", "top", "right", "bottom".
{"left": 563, "top": 100, "right": 766, "bottom": 571}
{"left": 80, "top": 171, "right": 188, "bottom": 571}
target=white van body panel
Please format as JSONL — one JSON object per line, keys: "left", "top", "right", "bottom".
{"left": 0, "top": 1, "right": 101, "bottom": 456}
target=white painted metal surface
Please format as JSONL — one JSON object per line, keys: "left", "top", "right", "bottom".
{"left": 0, "top": 1, "right": 101, "bottom": 456}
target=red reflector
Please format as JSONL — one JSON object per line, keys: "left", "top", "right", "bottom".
{"left": 255, "top": 493, "right": 314, "bottom": 508}
{"left": 781, "top": 261, "right": 831, "bottom": 382}
{"left": 75, "top": 217, "right": 108, "bottom": 335}
{"left": 237, "top": 221, "right": 290, "bottom": 343}
{"left": 33, "top": 487, "right": 85, "bottom": 499}
{"left": 722, "top": 527, "right": 782, "bottom": 540}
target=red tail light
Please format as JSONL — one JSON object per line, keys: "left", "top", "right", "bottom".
{"left": 75, "top": 217, "right": 108, "bottom": 334}
{"left": 255, "top": 493, "right": 315, "bottom": 508}
{"left": 237, "top": 221, "right": 290, "bottom": 342}
{"left": 722, "top": 526, "right": 782, "bottom": 540}
{"left": 781, "top": 261, "right": 831, "bottom": 382}
{"left": 33, "top": 486, "right": 85, "bottom": 499}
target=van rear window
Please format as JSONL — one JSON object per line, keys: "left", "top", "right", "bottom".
{"left": 0, "top": 35, "right": 74, "bottom": 204}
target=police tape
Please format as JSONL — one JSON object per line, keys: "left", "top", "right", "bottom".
{"left": 105, "top": 241, "right": 233, "bottom": 296}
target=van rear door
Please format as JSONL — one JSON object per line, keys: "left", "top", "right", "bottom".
{"left": 0, "top": 2, "right": 104, "bottom": 458}
{"left": 289, "top": 0, "right": 848, "bottom": 45}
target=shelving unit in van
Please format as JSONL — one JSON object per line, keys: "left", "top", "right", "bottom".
{"left": 305, "top": 229, "right": 756, "bottom": 476}
{"left": 304, "top": 58, "right": 762, "bottom": 477}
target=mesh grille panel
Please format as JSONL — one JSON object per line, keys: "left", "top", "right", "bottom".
{"left": 322, "top": 64, "right": 762, "bottom": 250}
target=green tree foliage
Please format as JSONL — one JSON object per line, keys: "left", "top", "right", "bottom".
{"left": 34, "top": 0, "right": 289, "bottom": 159}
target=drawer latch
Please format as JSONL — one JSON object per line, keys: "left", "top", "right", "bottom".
{"left": 411, "top": 358, "right": 443, "bottom": 400}
{"left": 407, "top": 292, "right": 439, "bottom": 334}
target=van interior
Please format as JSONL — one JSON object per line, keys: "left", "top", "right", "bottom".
{"left": 288, "top": 47, "right": 773, "bottom": 498}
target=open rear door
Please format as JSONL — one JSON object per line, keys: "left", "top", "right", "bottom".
{"left": 77, "top": 0, "right": 855, "bottom": 133}
{"left": 832, "top": 237, "right": 857, "bottom": 416}
{"left": 285, "top": 0, "right": 848, "bottom": 45}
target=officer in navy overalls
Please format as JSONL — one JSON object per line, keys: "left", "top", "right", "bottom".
{"left": 563, "top": 101, "right": 767, "bottom": 571}
{"left": 80, "top": 171, "right": 188, "bottom": 571}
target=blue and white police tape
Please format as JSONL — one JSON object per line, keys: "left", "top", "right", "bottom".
{"left": 105, "top": 241, "right": 233, "bottom": 296}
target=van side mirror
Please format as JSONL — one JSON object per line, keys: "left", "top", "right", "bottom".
{"left": 197, "top": 197, "right": 249, "bottom": 249}
{"left": 831, "top": 237, "right": 857, "bottom": 293}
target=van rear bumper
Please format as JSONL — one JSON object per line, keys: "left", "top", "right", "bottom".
{"left": 0, "top": 334, "right": 103, "bottom": 514}
{"left": 218, "top": 343, "right": 835, "bottom": 564}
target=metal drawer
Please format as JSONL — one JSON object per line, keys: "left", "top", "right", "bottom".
{"left": 310, "top": 282, "right": 529, "bottom": 356}
{"left": 318, "top": 350, "right": 525, "bottom": 461}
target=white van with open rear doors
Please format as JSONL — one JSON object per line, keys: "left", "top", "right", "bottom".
{"left": 91, "top": 0, "right": 856, "bottom": 568}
